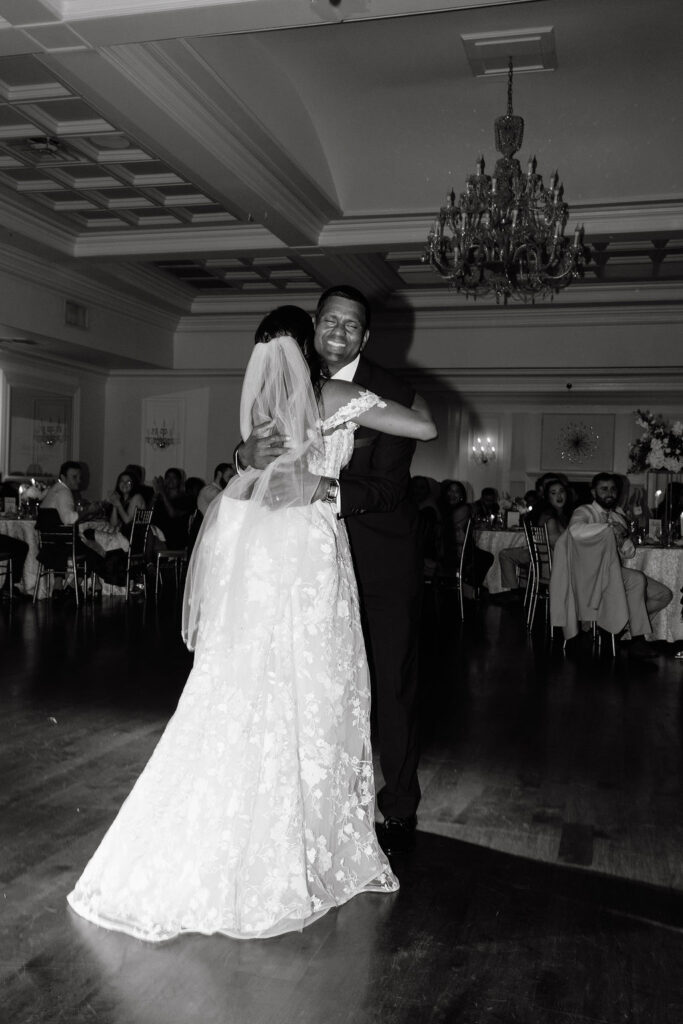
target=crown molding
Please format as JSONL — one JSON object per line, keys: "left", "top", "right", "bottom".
{"left": 380, "top": 284, "right": 683, "bottom": 325}
{"left": 320, "top": 200, "right": 683, "bottom": 250}
{"left": 0, "top": 191, "right": 77, "bottom": 256}
{"left": 97, "top": 262, "right": 193, "bottom": 315}
{"left": 72, "top": 221, "right": 283, "bottom": 258}
{"left": 175, "top": 312, "right": 266, "bottom": 334}
{"left": 0, "top": 343, "right": 113, "bottom": 379}
{"left": 0, "top": 241, "right": 179, "bottom": 331}
{"left": 69, "top": 204, "right": 683, "bottom": 262}
{"left": 404, "top": 366, "right": 683, "bottom": 390}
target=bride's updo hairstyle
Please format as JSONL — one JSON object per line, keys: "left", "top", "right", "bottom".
{"left": 254, "top": 305, "right": 323, "bottom": 391}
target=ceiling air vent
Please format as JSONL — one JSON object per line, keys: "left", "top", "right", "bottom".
{"left": 65, "top": 300, "right": 88, "bottom": 329}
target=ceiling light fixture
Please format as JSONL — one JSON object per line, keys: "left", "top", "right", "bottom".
{"left": 422, "top": 58, "right": 589, "bottom": 304}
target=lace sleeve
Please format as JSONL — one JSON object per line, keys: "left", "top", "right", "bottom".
{"left": 321, "top": 390, "right": 387, "bottom": 432}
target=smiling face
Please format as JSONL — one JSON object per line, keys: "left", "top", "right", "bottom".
{"left": 313, "top": 295, "right": 369, "bottom": 373}
{"left": 117, "top": 473, "right": 134, "bottom": 498}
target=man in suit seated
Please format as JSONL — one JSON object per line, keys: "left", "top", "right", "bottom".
{"left": 37, "top": 461, "right": 104, "bottom": 597}
{"left": 567, "top": 472, "right": 672, "bottom": 658}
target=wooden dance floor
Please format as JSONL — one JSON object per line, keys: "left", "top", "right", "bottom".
{"left": 2, "top": 591, "right": 683, "bottom": 1023}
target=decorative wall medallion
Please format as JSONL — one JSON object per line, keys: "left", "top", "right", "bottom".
{"left": 540, "top": 414, "right": 615, "bottom": 472}
{"left": 556, "top": 421, "right": 599, "bottom": 464}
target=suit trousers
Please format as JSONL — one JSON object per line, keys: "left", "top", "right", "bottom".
{"left": 621, "top": 567, "right": 672, "bottom": 637}
{"left": 359, "top": 581, "right": 422, "bottom": 821}
{"left": 499, "top": 546, "right": 531, "bottom": 590}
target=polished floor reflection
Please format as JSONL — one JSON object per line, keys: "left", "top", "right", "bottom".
{"left": 1, "top": 593, "right": 682, "bottom": 1023}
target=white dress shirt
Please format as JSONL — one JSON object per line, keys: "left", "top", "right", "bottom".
{"left": 327, "top": 355, "right": 360, "bottom": 512}
{"left": 39, "top": 478, "right": 78, "bottom": 525}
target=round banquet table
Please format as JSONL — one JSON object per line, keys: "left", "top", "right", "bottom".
{"left": 475, "top": 527, "right": 527, "bottom": 594}
{"left": 622, "top": 544, "right": 683, "bottom": 642}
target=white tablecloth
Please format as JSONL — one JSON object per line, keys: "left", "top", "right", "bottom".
{"left": 622, "top": 545, "right": 683, "bottom": 642}
{"left": 475, "top": 528, "right": 527, "bottom": 594}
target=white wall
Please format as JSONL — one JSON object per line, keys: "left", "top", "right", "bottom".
{"left": 104, "top": 371, "right": 244, "bottom": 492}
{"left": 0, "top": 352, "right": 107, "bottom": 497}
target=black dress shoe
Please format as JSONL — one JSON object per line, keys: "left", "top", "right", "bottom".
{"left": 376, "top": 815, "right": 417, "bottom": 855}
{"left": 627, "top": 637, "right": 659, "bottom": 659}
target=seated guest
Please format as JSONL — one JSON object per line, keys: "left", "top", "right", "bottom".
{"left": 152, "top": 468, "right": 194, "bottom": 550}
{"left": 197, "top": 463, "right": 235, "bottom": 516}
{"left": 108, "top": 471, "right": 147, "bottom": 538}
{"left": 536, "top": 479, "right": 573, "bottom": 550}
{"left": 471, "top": 487, "right": 500, "bottom": 523}
{"left": 438, "top": 479, "right": 494, "bottom": 589}
{"left": 123, "top": 464, "right": 154, "bottom": 508}
{"left": 183, "top": 477, "right": 206, "bottom": 557}
{"left": 184, "top": 476, "right": 205, "bottom": 511}
{"left": 497, "top": 479, "right": 572, "bottom": 602}
{"left": 563, "top": 472, "right": 672, "bottom": 658}
{"left": 0, "top": 534, "right": 28, "bottom": 597}
{"left": 38, "top": 461, "right": 104, "bottom": 595}
{"left": 39, "top": 462, "right": 98, "bottom": 527}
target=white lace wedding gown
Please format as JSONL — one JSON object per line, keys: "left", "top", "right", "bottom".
{"left": 67, "top": 393, "right": 398, "bottom": 941}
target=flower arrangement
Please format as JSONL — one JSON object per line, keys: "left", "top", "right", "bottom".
{"left": 499, "top": 491, "right": 531, "bottom": 512}
{"left": 628, "top": 409, "right": 683, "bottom": 473}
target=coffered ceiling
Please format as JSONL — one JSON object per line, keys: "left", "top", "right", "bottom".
{"left": 0, "top": 0, "right": 681, "bottom": 339}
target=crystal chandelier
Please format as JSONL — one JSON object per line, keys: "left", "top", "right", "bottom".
{"left": 422, "top": 58, "right": 589, "bottom": 304}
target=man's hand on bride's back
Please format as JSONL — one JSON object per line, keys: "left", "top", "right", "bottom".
{"left": 239, "top": 426, "right": 291, "bottom": 470}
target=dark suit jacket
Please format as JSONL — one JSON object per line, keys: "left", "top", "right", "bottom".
{"left": 339, "top": 355, "right": 420, "bottom": 594}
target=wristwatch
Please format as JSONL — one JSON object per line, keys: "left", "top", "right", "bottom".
{"left": 326, "top": 479, "right": 340, "bottom": 503}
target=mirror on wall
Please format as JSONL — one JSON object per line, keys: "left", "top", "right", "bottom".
{"left": 7, "top": 386, "right": 73, "bottom": 479}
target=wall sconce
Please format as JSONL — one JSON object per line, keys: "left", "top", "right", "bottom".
{"left": 146, "top": 423, "right": 177, "bottom": 449}
{"left": 471, "top": 436, "right": 496, "bottom": 465}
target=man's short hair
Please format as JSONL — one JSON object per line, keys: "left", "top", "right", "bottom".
{"left": 591, "top": 472, "right": 618, "bottom": 490}
{"left": 59, "top": 461, "right": 81, "bottom": 477}
{"left": 164, "top": 467, "right": 183, "bottom": 481}
{"left": 315, "top": 285, "right": 371, "bottom": 330}
{"left": 214, "top": 462, "right": 231, "bottom": 479}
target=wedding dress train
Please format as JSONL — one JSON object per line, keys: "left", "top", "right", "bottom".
{"left": 67, "top": 393, "right": 398, "bottom": 941}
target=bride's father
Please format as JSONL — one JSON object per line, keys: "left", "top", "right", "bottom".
{"left": 238, "top": 286, "right": 422, "bottom": 853}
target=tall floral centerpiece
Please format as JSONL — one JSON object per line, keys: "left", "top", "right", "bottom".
{"left": 628, "top": 410, "right": 683, "bottom": 540}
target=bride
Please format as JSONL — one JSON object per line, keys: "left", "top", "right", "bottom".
{"left": 67, "top": 305, "right": 436, "bottom": 942}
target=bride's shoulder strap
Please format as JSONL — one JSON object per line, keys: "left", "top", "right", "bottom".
{"left": 320, "top": 380, "right": 386, "bottom": 432}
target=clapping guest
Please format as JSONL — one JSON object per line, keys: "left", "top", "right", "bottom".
{"left": 152, "top": 468, "right": 194, "bottom": 550}
{"left": 197, "top": 463, "right": 235, "bottom": 516}
{"left": 108, "top": 471, "right": 146, "bottom": 538}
